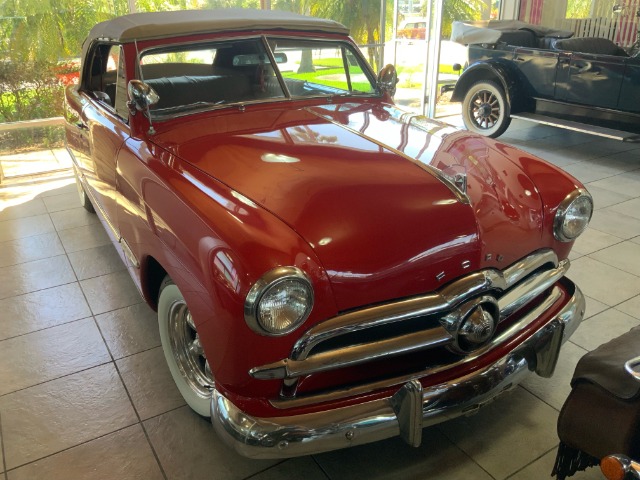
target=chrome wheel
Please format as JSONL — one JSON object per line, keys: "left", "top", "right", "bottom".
{"left": 168, "top": 301, "right": 214, "bottom": 398}
{"left": 462, "top": 80, "right": 511, "bottom": 138}
{"left": 158, "top": 277, "right": 214, "bottom": 417}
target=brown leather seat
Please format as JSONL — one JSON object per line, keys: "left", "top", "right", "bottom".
{"left": 553, "top": 326, "right": 640, "bottom": 479}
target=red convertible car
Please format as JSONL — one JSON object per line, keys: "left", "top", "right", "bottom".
{"left": 65, "top": 9, "right": 592, "bottom": 458}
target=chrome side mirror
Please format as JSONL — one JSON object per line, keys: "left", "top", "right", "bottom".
{"left": 377, "top": 64, "right": 398, "bottom": 97}
{"left": 127, "top": 79, "right": 159, "bottom": 113}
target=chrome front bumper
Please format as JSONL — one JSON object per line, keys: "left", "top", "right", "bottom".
{"left": 211, "top": 284, "right": 585, "bottom": 459}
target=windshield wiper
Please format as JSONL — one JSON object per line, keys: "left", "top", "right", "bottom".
{"left": 160, "top": 100, "right": 226, "bottom": 113}
{"left": 330, "top": 91, "right": 374, "bottom": 99}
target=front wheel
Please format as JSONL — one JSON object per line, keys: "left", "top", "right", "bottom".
{"left": 158, "top": 276, "right": 215, "bottom": 417}
{"left": 462, "top": 80, "right": 511, "bottom": 138}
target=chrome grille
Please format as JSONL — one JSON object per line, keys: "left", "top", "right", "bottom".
{"left": 249, "top": 249, "right": 569, "bottom": 406}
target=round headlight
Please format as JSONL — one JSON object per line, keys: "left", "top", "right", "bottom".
{"left": 554, "top": 189, "right": 593, "bottom": 242}
{"left": 245, "top": 267, "right": 314, "bottom": 336}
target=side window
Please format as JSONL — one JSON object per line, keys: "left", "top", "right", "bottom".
{"left": 86, "top": 43, "right": 128, "bottom": 121}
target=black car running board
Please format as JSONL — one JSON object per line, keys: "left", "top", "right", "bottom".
{"left": 510, "top": 112, "right": 640, "bottom": 142}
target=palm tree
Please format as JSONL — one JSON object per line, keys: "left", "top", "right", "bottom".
{"left": 438, "top": 0, "right": 488, "bottom": 39}
{"left": 305, "top": 0, "right": 387, "bottom": 70}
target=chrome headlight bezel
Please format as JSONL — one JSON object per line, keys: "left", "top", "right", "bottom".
{"left": 244, "top": 266, "right": 314, "bottom": 336}
{"left": 553, "top": 188, "right": 593, "bottom": 242}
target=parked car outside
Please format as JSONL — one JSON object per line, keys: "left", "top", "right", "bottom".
{"left": 450, "top": 20, "right": 640, "bottom": 141}
{"left": 65, "top": 9, "right": 592, "bottom": 459}
{"left": 398, "top": 18, "right": 427, "bottom": 40}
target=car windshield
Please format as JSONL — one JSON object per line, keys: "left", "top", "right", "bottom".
{"left": 139, "top": 36, "right": 378, "bottom": 118}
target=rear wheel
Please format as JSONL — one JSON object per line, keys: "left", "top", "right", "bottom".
{"left": 462, "top": 80, "right": 511, "bottom": 138}
{"left": 158, "top": 276, "right": 215, "bottom": 417}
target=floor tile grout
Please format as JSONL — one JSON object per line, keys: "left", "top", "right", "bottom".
{"left": 1, "top": 422, "right": 140, "bottom": 474}
{"left": 0, "top": 412, "right": 7, "bottom": 478}
{"left": 102, "top": 318, "right": 170, "bottom": 480}
{"left": 0, "top": 360, "right": 113, "bottom": 400}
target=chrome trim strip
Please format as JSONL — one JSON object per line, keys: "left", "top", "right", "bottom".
{"left": 250, "top": 328, "right": 453, "bottom": 380}
{"left": 269, "top": 284, "right": 564, "bottom": 408}
{"left": 501, "top": 249, "right": 558, "bottom": 286}
{"left": 211, "top": 284, "right": 585, "bottom": 459}
{"left": 119, "top": 237, "right": 140, "bottom": 269}
{"left": 498, "top": 258, "right": 569, "bottom": 319}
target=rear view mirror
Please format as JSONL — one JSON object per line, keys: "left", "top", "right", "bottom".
{"left": 232, "top": 52, "right": 287, "bottom": 66}
{"left": 274, "top": 52, "right": 287, "bottom": 63}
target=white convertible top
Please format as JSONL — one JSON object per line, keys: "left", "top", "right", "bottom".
{"left": 451, "top": 20, "right": 573, "bottom": 45}
{"left": 85, "top": 8, "right": 349, "bottom": 45}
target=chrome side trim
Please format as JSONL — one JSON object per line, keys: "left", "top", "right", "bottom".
{"left": 120, "top": 237, "right": 140, "bottom": 269}
{"left": 211, "top": 284, "right": 585, "bottom": 459}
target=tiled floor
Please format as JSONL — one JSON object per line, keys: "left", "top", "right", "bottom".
{"left": 1, "top": 118, "right": 640, "bottom": 479}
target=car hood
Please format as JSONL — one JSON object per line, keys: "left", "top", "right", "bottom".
{"left": 150, "top": 103, "right": 544, "bottom": 311}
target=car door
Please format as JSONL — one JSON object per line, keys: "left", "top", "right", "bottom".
{"left": 512, "top": 46, "right": 560, "bottom": 98}
{"left": 556, "top": 51, "right": 626, "bottom": 109}
{"left": 618, "top": 55, "right": 640, "bottom": 113}
{"left": 77, "top": 43, "right": 130, "bottom": 237}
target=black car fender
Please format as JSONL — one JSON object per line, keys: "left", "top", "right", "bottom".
{"left": 451, "top": 61, "right": 529, "bottom": 113}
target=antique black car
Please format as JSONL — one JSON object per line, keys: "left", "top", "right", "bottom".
{"left": 450, "top": 20, "right": 640, "bottom": 141}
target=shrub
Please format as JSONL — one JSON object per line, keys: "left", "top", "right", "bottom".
{"left": 0, "top": 61, "right": 69, "bottom": 152}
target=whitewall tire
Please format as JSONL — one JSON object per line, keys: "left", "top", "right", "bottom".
{"left": 462, "top": 80, "right": 511, "bottom": 138}
{"left": 158, "top": 277, "right": 215, "bottom": 417}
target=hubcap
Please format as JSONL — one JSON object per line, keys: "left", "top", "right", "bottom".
{"left": 168, "top": 301, "right": 214, "bottom": 397}
{"left": 471, "top": 90, "right": 500, "bottom": 129}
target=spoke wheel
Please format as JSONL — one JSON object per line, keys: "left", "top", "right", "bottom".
{"left": 462, "top": 80, "right": 511, "bottom": 138}
{"left": 158, "top": 277, "right": 214, "bottom": 417}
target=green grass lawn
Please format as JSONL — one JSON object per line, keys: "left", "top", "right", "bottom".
{"left": 280, "top": 57, "right": 459, "bottom": 92}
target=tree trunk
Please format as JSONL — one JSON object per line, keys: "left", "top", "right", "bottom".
{"left": 297, "top": 48, "right": 315, "bottom": 73}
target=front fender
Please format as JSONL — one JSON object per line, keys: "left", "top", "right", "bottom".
{"left": 451, "top": 61, "right": 529, "bottom": 113}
